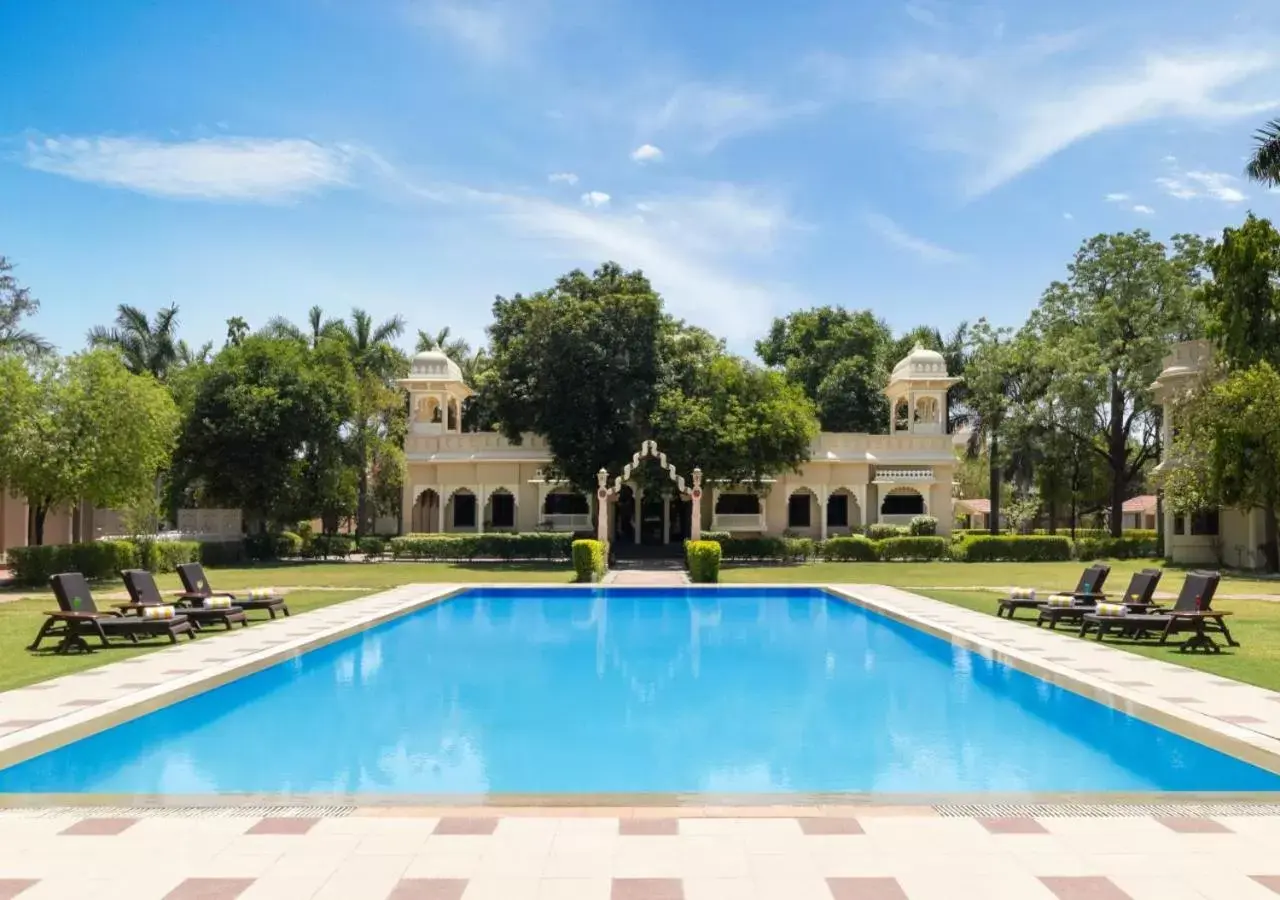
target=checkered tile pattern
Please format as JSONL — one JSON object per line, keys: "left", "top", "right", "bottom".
{"left": 0, "top": 812, "right": 1277, "bottom": 898}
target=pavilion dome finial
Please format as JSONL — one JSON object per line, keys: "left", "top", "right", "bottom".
{"left": 410, "top": 349, "right": 464, "bottom": 382}
{"left": 891, "top": 343, "right": 948, "bottom": 379}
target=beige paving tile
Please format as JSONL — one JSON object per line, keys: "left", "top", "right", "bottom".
{"left": 461, "top": 876, "right": 541, "bottom": 900}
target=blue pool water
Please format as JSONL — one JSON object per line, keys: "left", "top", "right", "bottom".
{"left": 2, "top": 587, "right": 1278, "bottom": 795}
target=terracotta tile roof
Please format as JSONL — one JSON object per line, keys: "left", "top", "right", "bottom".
{"left": 1123, "top": 494, "right": 1158, "bottom": 513}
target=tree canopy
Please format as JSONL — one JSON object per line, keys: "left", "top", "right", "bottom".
{"left": 0, "top": 256, "right": 50, "bottom": 359}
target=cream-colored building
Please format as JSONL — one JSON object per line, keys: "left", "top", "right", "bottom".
{"left": 1153, "top": 339, "right": 1266, "bottom": 570}
{"left": 399, "top": 345, "right": 960, "bottom": 546}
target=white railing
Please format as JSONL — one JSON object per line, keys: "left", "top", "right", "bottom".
{"left": 541, "top": 514, "right": 592, "bottom": 531}
{"left": 712, "top": 514, "right": 766, "bottom": 532}
{"left": 874, "top": 467, "right": 933, "bottom": 481}
{"left": 877, "top": 514, "right": 923, "bottom": 527}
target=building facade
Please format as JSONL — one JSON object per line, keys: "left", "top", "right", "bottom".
{"left": 398, "top": 345, "right": 960, "bottom": 545}
{"left": 1153, "top": 339, "right": 1266, "bottom": 570}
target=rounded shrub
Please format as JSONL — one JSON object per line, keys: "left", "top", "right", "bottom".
{"left": 820, "top": 535, "right": 880, "bottom": 561}
{"left": 686, "top": 540, "right": 722, "bottom": 583}
{"left": 867, "top": 523, "right": 907, "bottom": 541}
{"left": 571, "top": 539, "right": 607, "bottom": 582}
{"left": 877, "top": 536, "right": 949, "bottom": 561}
{"left": 908, "top": 515, "right": 938, "bottom": 536}
{"left": 957, "top": 535, "right": 1072, "bottom": 562}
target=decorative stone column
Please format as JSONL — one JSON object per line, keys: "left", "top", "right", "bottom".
{"left": 853, "top": 484, "right": 870, "bottom": 528}
{"left": 633, "top": 486, "right": 643, "bottom": 543}
{"left": 662, "top": 493, "right": 671, "bottom": 545}
{"left": 690, "top": 468, "right": 703, "bottom": 541}
{"left": 819, "top": 487, "right": 829, "bottom": 542}
{"left": 436, "top": 487, "right": 447, "bottom": 533}
{"left": 596, "top": 469, "right": 610, "bottom": 544}
{"left": 477, "top": 484, "right": 485, "bottom": 534}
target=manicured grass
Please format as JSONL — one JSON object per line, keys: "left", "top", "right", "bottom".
{"left": 0, "top": 589, "right": 367, "bottom": 693}
{"left": 921, "top": 588, "right": 1280, "bottom": 693}
{"left": 721, "top": 560, "right": 1280, "bottom": 598}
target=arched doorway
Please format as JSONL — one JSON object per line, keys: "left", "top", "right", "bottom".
{"left": 596, "top": 440, "right": 703, "bottom": 550}
{"left": 411, "top": 488, "right": 441, "bottom": 533}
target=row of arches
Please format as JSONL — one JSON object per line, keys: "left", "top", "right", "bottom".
{"left": 711, "top": 486, "right": 927, "bottom": 530}
{"left": 410, "top": 487, "right": 590, "bottom": 534}
{"left": 413, "top": 395, "right": 462, "bottom": 431}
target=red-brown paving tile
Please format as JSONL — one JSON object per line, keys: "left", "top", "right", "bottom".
{"left": 1155, "top": 817, "right": 1232, "bottom": 834}
{"left": 799, "top": 817, "right": 864, "bottom": 835}
{"left": 1252, "top": 876, "right": 1280, "bottom": 893}
{"left": 60, "top": 818, "right": 137, "bottom": 836}
{"left": 978, "top": 817, "right": 1049, "bottom": 834}
{"left": 245, "top": 817, "right": 319, "bottom": 835}
{"left": 433, "top": 817, "right": 497, "bottom": 835}
{"left": 827, "top": 877, "right": 908, "bottom": 899}
{"left": 612, "top": 879, "right": 684, "bottom": 900}
{"left": 0, "top": 880, "right": 37, "bottom": 899}
{"left": 387, "top": 880, "right": 468, "bottom": 900}
{"left": 162, "top": 878, "right": 256, "bottom": 899}
{"left": 1040, "top": 876, "right": 1133, "bottom": 899}
{"left": 620, "top": 818, "right": 678, "bottom": 835}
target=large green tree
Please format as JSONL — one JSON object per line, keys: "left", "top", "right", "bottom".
{"left": 488, "top": 263, "right": 665, "bottom": 491}
{"left": 963, "top": 320, "right": 1018, "bottom": 534}
{"left": 0, "top": 350, "right": 178, "bottom": 543}
{"left": 1202, "top": 213, "right": 1280, "bottom": 370}
{"left": 172, "top": 335, "right": 357, "bottom": 530}
{"left": 756, "top": 307, "right": 895, "bottom": 433}
{"left": 1165, "top": 363, "right": 1280, "bottom": 571}
{"left": 1028, "top": 230, "right": 1208, "bottom": 536}
{"left": 0, "top": 257, "right": 51, "bottom": 358}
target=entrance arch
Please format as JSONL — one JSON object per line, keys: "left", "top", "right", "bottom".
{"left": 595, "top": 440, "right": 703, "bottom": 545}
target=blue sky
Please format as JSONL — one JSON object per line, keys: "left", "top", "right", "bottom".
{"left": 2, "top": 0, "right": 1278, "bottom": 355}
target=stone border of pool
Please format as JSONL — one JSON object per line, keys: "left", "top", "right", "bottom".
{"left": 0, "top": 582, "right": 1277, "bottom": 808}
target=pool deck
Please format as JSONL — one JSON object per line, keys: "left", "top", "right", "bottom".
{"left": 1, "top": 583, "right": 1280, "bottom": 897}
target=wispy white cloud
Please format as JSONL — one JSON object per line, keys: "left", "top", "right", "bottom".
{"left": 1155, "top": 167, "right": 1247, "bottom": 202}
{"left": 410, "top": 0, "right": 521, "bottom": 62}
{"left": 1104, "top": 190, "right": 1156, "bottom": 214}
{"left": 857, "top": 38, "right": 1279, "bottom": 196}
{"left": 1063, "top": 212, "right": 1074, "bottom": 220}
{"left": 23, "top": 135, "right": 356, "bottom": 201}
{"left": 903, "top": 2, "right": 944, "bottom": 28}
{"left": 864, "top": 212, "right": 966, "bottom": 263}
{"left": 629, "top": 184, "right": 800, "bottom": 255}
{"left": 1132, "top": 204, "right": 1155, "bottom": 215}
{"left": 631, "top": 143, "right": 664, "bottom": 163}
{"left": 641, "top": 83, "right": 819, "bottom": 152}
{"left": 1104, "top": 192, "right": 1131, "bottom": 202}
{"left": 580, "top": 190, "right": 611, "bottom": 208}
{"left": 548, "top": 172, "right": 579, "bottom": 185}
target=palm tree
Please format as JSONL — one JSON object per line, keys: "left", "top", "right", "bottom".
{"left": 87, "top": 303, "right": 181, "bottom": 379}
{"left": 416, "top": 326, "right": 471, "bottom": 361}
{"left": 1246, "top": 119, "right": 1280, "bottom": 186}
{"left": 262, "top": 305, "right": 344, "bottom": 348}
{"left": 0, "top": 256, "right": 51, "bottom": 358}
{"left": 338, "top": 309, "right": 406, "bottom": 535}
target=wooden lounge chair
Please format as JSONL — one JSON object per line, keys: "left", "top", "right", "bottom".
{"left": 176, "top": 563, "right": 290, "bottom": 619}
{"left": 1080, "top": 571, "right": 1236, "bottom": 652}
{"left": 1036, "top": 568, "right": 1162, "bottom": 630}
{"left": 30, "top": 573, "right": 195, "bottom": 654}
{"left": 120, "top": 569, "right": 249, "bottom": 632}
{"left": 997, "top": 564, "right": 1110, "bottom": 619}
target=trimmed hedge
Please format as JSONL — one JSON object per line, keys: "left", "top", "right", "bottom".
{"left": 389, "top": 532, "right": 574, "bottom": 561}
{"left": 199, "top": 540, "right": 246, "bottom": 567}
{"left": 1074, "top": 534, "right": 1160, "bottom": 560}
{"left": 686, "top": 540, "right": 722, "bottom": 583}
{"left": 878, "top": 536, "right": 949, "bottom": 561}
{"left": 867, "top": 523, "right": 908, "bottom": 540}
{"left": 8, "top": 541, "right": 140, "bottom": 586}
{"left": 134, "top": 539, "right": 202, "bottom": 574}
{"left": 572, "top": 539, "right": 607, "bottom": 582}
{"left": 957, "top": 535, "right": 1073, "bottom": 562}
{"left": 358, "top": 536, "right": 388, "bottom": 559}
{"left": 308, "top": 534, "right": 355, "bottom": 559}
{"left": 909, "top": 515, "right": 938, "bottom": 536}
{"left": 820, "top": 536, "right": 880, "bottom": 561}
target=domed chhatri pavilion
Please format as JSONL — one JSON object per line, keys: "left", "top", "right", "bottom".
{"left": 397, "top": 344, "right": 960, "bottom": 546}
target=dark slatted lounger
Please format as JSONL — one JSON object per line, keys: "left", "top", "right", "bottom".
{"left": 1080, "top": 571, "right": 1237, "bottom": 652}
{"left": 1036, "top": 569, "right": 1162, "bottom": 630}
{"left": 177, "top": 563, "right": 290, "bottom": 619}
{"left": 120, "top": 569, "right": 249, "bottom": 632}
{"left": 30, "top": 573, "right": 195, "bottom": 654}
{"left": 997, "top": 563, "right": 1111, "bottom": 620}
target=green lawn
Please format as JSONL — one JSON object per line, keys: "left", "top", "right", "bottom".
{"left": 721, "top": 559, "right": 1280, "bottom": 598}
{"left": 0, "top": 588, "right": 367, "bottom": 693}
{"left": 920, "top": 588, "right": 1280, "bottom": 693}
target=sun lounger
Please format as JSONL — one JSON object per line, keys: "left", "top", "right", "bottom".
{"left": 1036, "top": 569, "right": 1162, "bottom": 629}
{"left": 997, "top": 564, "right": 1110, "bottom": 619}
{"left": 121, "top": 569, "right": 249, "bottom": 631}
{"left": 176, "top": 563, "right": 290, "bottom": 619}
{"left": 30, "top": 573, "right": 195, "bottom": 654}
{"left": 1080, "top": 571, "right": 1236, "bottom": 652}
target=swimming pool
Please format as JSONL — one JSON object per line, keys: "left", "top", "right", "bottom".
{"left": 2, "top": 586, "right": 1278, "bottom": 795}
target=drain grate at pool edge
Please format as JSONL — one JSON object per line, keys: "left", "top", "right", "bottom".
{"left": 935, "top": 802, "right": 1280, "bottom": 818}
{"left": 0, "top": 805, "right": 357, "bottom": 819}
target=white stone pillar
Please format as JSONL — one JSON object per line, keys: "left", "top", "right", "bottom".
{"left": 477, "top": 484, "right": 485, "bottom": 533}
{"left": 819, "top": 487, "right": 829, "bottom": 541}
{"left": 691, "top": 469, "right": 703, "bottom": 541}
{"left": 710, "top": 487, "right": 718, "bottom": 532}
{"left": 537, "top": 482, "right": 548, "bottom": 530}
{"left": 596, "top": 469, "right": 610, "bottom": 544}
{"left": 436, "top": 487, "right": 446, "bottom": 533}
{"left": 662, "top": 494, "right": 671, "bottom": 544}
{"left": 634, "top": 486, "right": 643, "bottom": 542}
{"left": 854, "top": 484, "right": 870, "bottom": 527}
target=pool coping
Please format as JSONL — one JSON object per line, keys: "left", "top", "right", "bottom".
{"left": 0, "top": 582, "right": 1277, "bottom": 806}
